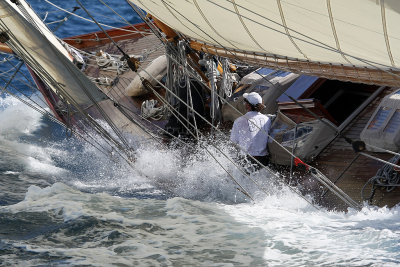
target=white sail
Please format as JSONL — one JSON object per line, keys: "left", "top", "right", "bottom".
{"left": 0, "top": 0, "right": 108, "bottom": 107}
{"left": 130, "top": 0, "right": 400, "bottom": 68}
{"left": 129, "top": 0, "right": 400, "bottom": 86}
{"left": 4, "top": 0, "right": 71, "bottom": 60}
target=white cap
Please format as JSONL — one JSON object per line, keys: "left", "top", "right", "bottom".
{"left": 243, "top": 92, "right": 262, "bottom": 105}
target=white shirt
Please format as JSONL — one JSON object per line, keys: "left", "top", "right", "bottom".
{"left": 230, "top": 111, "right": 271, "bottom": 156}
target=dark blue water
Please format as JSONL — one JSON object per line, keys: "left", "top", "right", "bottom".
{"left": 1, "top": 1, "right": 400, "bottom": 266}
{"left": 31, "top": 0, "right": 141, "bottom": 37}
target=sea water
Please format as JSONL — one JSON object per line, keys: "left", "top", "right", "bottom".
{"left": 1, "top": 1, "right": 400, "bottom": 266}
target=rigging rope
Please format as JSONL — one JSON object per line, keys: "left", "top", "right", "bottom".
{"left": 4, "top": 0, "right": 349, "bottom": 209}
{"left": 139, "top": 74, "right": 257, "bottom": 202}
{"left": 0, "top": 74, "right": 115, "bottom": 159}
{"left": 43, "top": 0, "right": 148, "bottom": 35}
{"left": 95, "top": 50, "right": 128, "bottom": 74}
{"left": 362, "top": 155, "right": 400, "bottom": 203}
{"left": 2, "top": 1, "right": 191, "bottom": 183}
{"left": 140, "top": 99, "right": 167, "bottom": 120}
{"left": 0, "top": 20, "right": 134, "bottom": 160}
{"left": 155, "top": 42, "right": 358, "bottom": 209}
{"left": 154, "top": 0, "right": 389, "bottom": 209}
{"left": 97, "top": 0, "right": 147, "bottom": 38}
{"left": 221, "top": 58, "right": 234, "bottom": 98}
{"left": 137, "top": 63, "right": 321, "bottom": 210}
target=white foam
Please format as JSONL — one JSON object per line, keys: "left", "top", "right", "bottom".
{"left": 0, "top": 96, "right": 43, "bottom": 137}
{"left": 3, "top": 171, "right": 20, "bottom": 175}
{"left": 0, "top": 96, "right": 69, "bottom": 177}
{"left": 222, "top": 196, "right": 400, "bottom": 265}
{"left": 2, "top": 180, "right": 399, "bottom": 266}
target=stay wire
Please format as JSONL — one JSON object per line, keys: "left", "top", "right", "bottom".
{"left": 156, "top": 0, "right": 365, "bottom": 208}
{"left": 161, "top": 39, "right": 352, "bottom": 210}
{"left": 76, "top": 0, "right": 126, "bottom": 58}
{"left": 164, "top": 50, "right": 288, "bottom": 177}
{"left": 74, "top": 0, "right": 165, "bottom": 155}
{"left": 44, "top": 0, "right": 147, "bottom": 34}
{"left": 136, "top": 71, "right": 256, "bottom": 201}
{"left": 4, "top": 57, "right": 35, "bottom": 89}
{"left": 126, "top": 23, "right": 333, "bottom": 209}
{"left": 97, "top": 0, "right": 147, "bottom": 38}
{"left": 72, "top": 0, "right": 197, "bottom": 155}
{"left": 0, "top": 8, "right": 137, "bottom": 165}
{"left": 17, "top": 2, "right": 135, "bottom": 154}
{"left": 1, "top": 61, "right": 50, "bottom": 109}
{"left": 13, "top": 0, "right": 164, "bottom": 160}
{"left": 138, "top": 64, "right": 321, "bottom": 209}
{"left": 126, "top": 1, "right": 169, "bottom": 43}
{"left": 0, "top": 70, "right": 117, "bottom": 158}
{"left": 2, "top": 24, "right": 131, "bottom": 157}
{"left": 158, "top": 1, "right": 307, "bottom": 157}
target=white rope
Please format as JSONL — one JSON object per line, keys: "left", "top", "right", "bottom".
{"left": 140, "top": 99, "right": 167, "bottom": 120}
{"left": 362, "top": 155, "right": 400, "bottom": 201}
{"left": 95, "top": 50, "right": 128, "bottom": 74}
{"left": 199, "top": 56, "right": 219, "bottom": 120}
{"left": 63, "top": 43, "right": 86, "bottom": 71}
{"left": 221, "top": 58, "right": 233, "bottom": 98}
{"left": 88, "top": 76, "right": 114, "bottom": 86}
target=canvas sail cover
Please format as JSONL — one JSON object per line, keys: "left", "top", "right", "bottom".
{"left": 0, "top": 0, "right": 108, "bottom": 107}
{"left": 130, "top": 0, "right": 400, "bottom": 86}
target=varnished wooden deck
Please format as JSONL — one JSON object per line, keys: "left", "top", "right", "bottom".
{"left": 66, "top": 24, "right": 167, "bottom": 141}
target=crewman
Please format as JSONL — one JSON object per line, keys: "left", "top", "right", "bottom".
{"left": 230, "top": 92, "right": 272, "bottom": 167}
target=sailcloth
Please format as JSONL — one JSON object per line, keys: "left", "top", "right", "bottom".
{"left": 130, "top": 0, "right": 400, "bottom": 86}
{"left": 0, "top": 0, "right": 108, "bottom": 107}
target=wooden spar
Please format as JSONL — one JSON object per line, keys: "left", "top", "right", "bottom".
{"left": 151, "top": 15, "right": 178, "bottom": 41}
{"left": 0, "top": 42, "right": 12, "bottom": 54}
{"left": 190, "top": 41, "right": 400, "bottom": 88}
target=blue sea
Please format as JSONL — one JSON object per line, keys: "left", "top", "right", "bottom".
{"left": 0, "top": 1, "right": 400, "bottom": 266}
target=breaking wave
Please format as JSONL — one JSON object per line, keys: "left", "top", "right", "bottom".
{"left": 1, "top": 95, "right": 400, "bottom": 266}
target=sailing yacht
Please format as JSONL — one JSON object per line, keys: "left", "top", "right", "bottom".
{"left": 1, "top": 0, "right": 400, "bottom": 210}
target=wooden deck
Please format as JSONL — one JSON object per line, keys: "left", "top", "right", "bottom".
{"left": 64, "top": 23, "right": 400, "bottom": 210}
{"left": 65, "top": 23, "right": 167, "bottom": 141}
{"left": 311, "top": 87, "right": 400, "bottom": 210}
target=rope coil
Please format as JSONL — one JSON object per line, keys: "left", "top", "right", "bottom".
{"left": 95, "top": 50, "right": 128, "bottom": 75}
{"left": 141, "top": 99, "right": 167, "bottom": 120}
{"left": 362, "top": 155, "right": 400, "bottom": 202}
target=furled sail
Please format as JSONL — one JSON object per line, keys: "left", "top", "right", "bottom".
{"left": 0, "top": 0, "right": 108, "bottom": 107}
{"left": 130, "top": 0, "right": 400, "bottom": 87}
